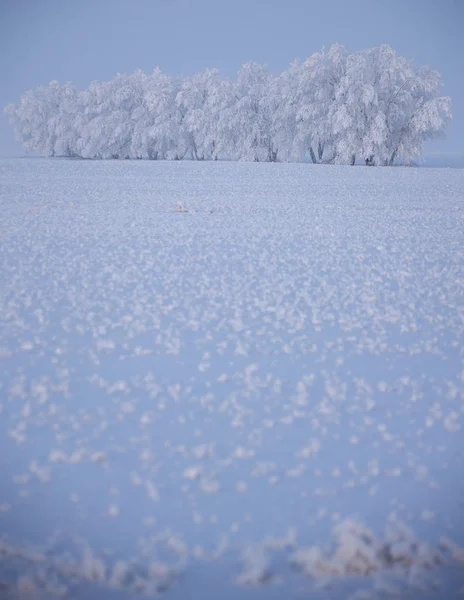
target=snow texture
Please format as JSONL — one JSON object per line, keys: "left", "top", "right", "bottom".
{"left": 0, "top": 158, "right": 463, "bottom": 599}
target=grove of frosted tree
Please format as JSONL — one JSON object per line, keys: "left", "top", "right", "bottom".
{"left": 5, "top": 44, "right": 452, "bottom": 165}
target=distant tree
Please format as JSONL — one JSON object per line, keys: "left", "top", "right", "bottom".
{"left": 293, "top": 44, "right": 348, "bottom": 164}
{"left": 220, "top": 63, "right": 279, "bottom": 162}
{"left": 6, "top": 81, "right": 71, "bottom": 156}
{"left": 330, "top": 45, "right": 451, "bottom": 165}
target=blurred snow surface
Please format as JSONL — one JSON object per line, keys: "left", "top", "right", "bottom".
{"left": 0, "top": 158, "right": 463, "bottom": 599}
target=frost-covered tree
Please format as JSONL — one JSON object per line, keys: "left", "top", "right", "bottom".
{"left": 5, "top": 81, "right": 76, "bottom": 157}
{"left": 377, "top": 46, "right": 451, "bottom": 166}
{"left": 174, "top": 69, "right": 225, "bottom": 160}
{"left": 220, "top": 63, "right": 279, "bottom": 162}
{"left": 5, "top": 45, "right": 451, "bottom": 165}
{"left": 330, "top": 45, "right": 451, "bottom": 165}
{"left": 142, "top": 68, "right": 180, "bottom": 160}
{"left": 293, "top": 44, "right": 349, "bottom": 164}
{"left": 331, "top": 47, "right": 388, "bottom": 165}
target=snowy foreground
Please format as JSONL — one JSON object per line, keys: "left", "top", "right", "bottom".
{"left": 0, "top": 158, "right": 463, "bottom": 600}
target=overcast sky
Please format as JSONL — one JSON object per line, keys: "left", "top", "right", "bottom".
{"left": 1, "top": 0, "right": 462, "bottom": 159}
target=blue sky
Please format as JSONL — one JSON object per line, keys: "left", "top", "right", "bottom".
{"left": 1, "top": 0, "right": 462, "bottom": 159}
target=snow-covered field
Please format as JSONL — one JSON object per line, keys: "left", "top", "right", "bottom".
{"left": 0, "top": 158, "right": 463, "bottom": 599}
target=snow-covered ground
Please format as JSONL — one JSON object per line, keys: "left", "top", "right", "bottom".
{"left": 0, "top": 158, "right": 463, "bottom": 599}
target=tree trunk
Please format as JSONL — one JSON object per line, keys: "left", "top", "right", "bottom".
{"left": 309, "top": 146, "right": 318, "bottom": 164}
{"left": 350, "top": 154, "right": 356, "bottom": 166}
{"left": 268, "top": 144, "right": 278, "bottom": 162}
{"left": 191, "top": 138, "right": 199, "bottom": 160}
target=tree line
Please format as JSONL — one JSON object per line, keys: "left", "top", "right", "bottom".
{"left": 5, "top": 44, "right": 451, "bottom": 165}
